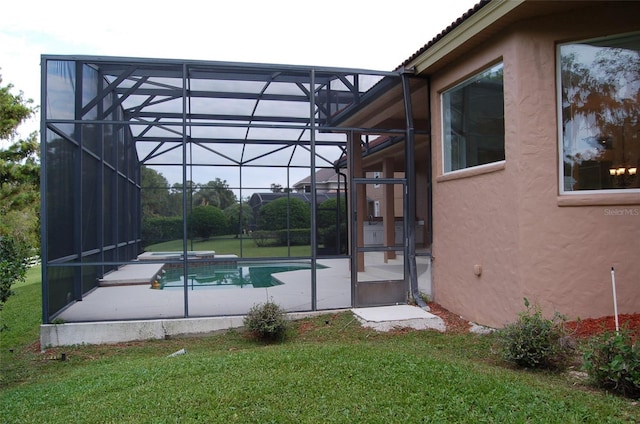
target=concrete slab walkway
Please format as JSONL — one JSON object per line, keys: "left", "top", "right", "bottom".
{"left": 352, "top": 305, "right": 445, "bottom": 332}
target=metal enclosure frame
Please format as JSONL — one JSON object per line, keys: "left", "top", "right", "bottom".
{"left": 40, "top": 55, "right": 417, "bottom": 323}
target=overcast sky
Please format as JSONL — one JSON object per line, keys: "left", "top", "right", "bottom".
{"left": 1, "top": 0, "right": 478, "bottom": 188}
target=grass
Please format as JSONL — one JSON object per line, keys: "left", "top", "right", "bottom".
{"left": 145, "top": 236, "right": 311, "bottom": 258}
{"left": 0, "top": 265, "right": 42, "bottom": 347}
{"left": 1, "top": 269, "right": 639, "bottom": 423}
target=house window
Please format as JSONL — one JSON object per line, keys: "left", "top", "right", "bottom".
{"left": 373, "top": 171, "right": 381, "bottom": 188}
{"left": 559, "top": 33, "right": 640, "bottom": 191}
{"left": 442, "top": 63, "right": 505, "bottom": 173}
{"left": 374, "top": 200, "right": 380, "bottom": 217}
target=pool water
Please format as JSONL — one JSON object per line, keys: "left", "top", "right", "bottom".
{"left": 159, "top": 262, "right": 326, "bottom": 290}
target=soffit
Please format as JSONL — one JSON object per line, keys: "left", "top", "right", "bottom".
{"left": 333, "top": 77, "right": 429, "bottom": 130}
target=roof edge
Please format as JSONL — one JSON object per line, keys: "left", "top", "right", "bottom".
{"left": 398, "top": 0, "right": 525, "bottom": 74}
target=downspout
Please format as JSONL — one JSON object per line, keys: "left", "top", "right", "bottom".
{"left": 401, "top": 68, "right": 428, "bottom": 309}
{"left": 424, "top": 76, "right": 434, "bottom": 248}
{"left": 337, "top": 169, "right": 349, "bottom": 254}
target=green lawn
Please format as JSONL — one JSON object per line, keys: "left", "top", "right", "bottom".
{"left": 145, "top": 236, "right": 311, "bottom": 258}
{"left": 1, "top": 268, "right": 639, "bottom": 423}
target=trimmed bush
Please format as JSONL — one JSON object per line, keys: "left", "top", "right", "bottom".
{"left": 243, "top": 301, "right": 288, "bottom": 341}
{"left": 258, "top": 197, "right": 310, "bottom": 230}
{"left": 142, "top": 216, "right": 183, "bottom": 246}
{"left": 582, "top": 329, "right": 640, "bottom": 398}
{"left": 189, "top": 205, "right": 228, "bottom": 240}
{"left": 497, "top": 298, "right": 572, "bottom": 369}
{"left": 251, "top": 231, "right": 279, "bottom": 247}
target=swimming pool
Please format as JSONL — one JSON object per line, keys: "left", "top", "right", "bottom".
{"left": 159, "top": 261, "right": 326, "bottom": 290}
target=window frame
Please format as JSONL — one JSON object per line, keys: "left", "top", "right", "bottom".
{"left": 440, "top": 61, "right": 505, "bottom": 176}
{"left": 556, "top": 33, "right": 640, "bottom": 196}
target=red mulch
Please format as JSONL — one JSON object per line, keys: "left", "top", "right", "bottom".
{"left": 427, "top": 302, "right": 640, "bottom": 339}
{"left": 427, "top": 302, "right": 472, "bottom": 334}
{"left": 566, "top": 314, "right": 640, "bottom": 339}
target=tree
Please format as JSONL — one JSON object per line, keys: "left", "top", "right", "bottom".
{"left": 258, "top": 197, "right": 310, "bottom": 230}
{"left": 0, "top": 135, "right": 39, "bottom": 247}
{"left": 140, "top": 166, "right": 171, "bottom": 216}
{"left": 192, "top": 178, "right": 237, "bottom": 210}
{"left": 167, "top": 180, "right": 198, "bottom": 217}
{"left": 317, "top": 196, "right": 347, "bottom": 228}
{"left": 270, "top": 183, "right": 291, "bottom": 193}
{"left": 317, "top": 197, "right": 348, "bottom": 254}
{"left": 188, "top": 205, "right": 228, "bottom": 240}
{"left": 223, "top": 202, "right": 252, "bottom": 235}
{"left": 0, "top": 237, "right": 27, "bottom": 311}
{"left": 0, "top": 73, "right": 39, "bottom": 310}
{"left": 0, "top": 77, "right": 39, "bottom": 218}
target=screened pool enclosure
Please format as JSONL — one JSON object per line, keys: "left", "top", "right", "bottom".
{"left": 41, "top": 55, "right": 427, "bottom": 323}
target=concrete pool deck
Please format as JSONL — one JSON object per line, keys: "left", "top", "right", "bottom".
{"left": 55, "top": 258, "right": 357, "bottom": 321}
{"left": 41, "top": 253, "right": 435, "bottom": 347}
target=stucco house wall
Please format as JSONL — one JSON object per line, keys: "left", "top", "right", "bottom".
{"left": 429, "top": 2, "right": 640, "bottom": 328}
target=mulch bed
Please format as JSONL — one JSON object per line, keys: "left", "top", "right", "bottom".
{"left": 566, "top": 314, "right": 640, "bottom": 339}
{"left": 427, "top": 302, "right": 640, "bottom": 340}
{"left": 427, "top": 302, "right": 472, "bottom": 334}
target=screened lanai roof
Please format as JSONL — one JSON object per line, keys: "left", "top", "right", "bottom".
{"left": 44, "top": 55, "right": 408, "bottom": 176}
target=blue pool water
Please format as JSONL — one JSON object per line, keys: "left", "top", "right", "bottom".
{"left": 160, "top": 262, "right": 325, "bottom": 290}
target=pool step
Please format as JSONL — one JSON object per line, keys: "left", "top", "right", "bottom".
{"left": 99, "top": 263, "right": 166, "bottom": 287}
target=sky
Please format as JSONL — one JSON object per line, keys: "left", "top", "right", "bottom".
{"left": 1, "top": 0, "right": 478, "bottom": 188}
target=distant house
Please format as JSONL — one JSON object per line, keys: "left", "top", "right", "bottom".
{"left": 292, "top": 168, "right": 345, "bottom": 193}
{"left": 247, "top": 169, "right": 346, "bottom": 230}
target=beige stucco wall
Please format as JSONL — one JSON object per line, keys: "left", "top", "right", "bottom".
{"left": 430, "top": 4, "right": 640, "bottom": 328}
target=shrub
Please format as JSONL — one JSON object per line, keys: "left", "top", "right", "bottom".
{"left": 251, "top": 230, "right": 279, "bottom": 247}
{"left": 243, "top": 301, "right": 289, "bottom": 341}
{"left": 277, "top": 229, "right": 310, "bottom": 246}
{"left": 251, "top": 229, "right": 310, "bottom": 247}
{"left": 0, "top": 236, "right": 28, "bottom": 311}
{"left": 142, "top": 216, "right": 183, "bottom": 246}
{"left": 258, "top": 197, "right": 310, "bottom": 230}
{"left": 317, "top": 197, "right": 347, "bottom": 228}
{"left": 223, "top": 202, "right": 252, "bottom": 235}
{"left": 318, "top": 223, "right": 347, "bottom": 254}
{"left": 582, "top": 329, "right": 640, "bottom": 398}
{"left": 497, "top": 298, "right": 572, "bottom": 369}
{"left": 188, "top": 205, "right": 228, "bottom": 240}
